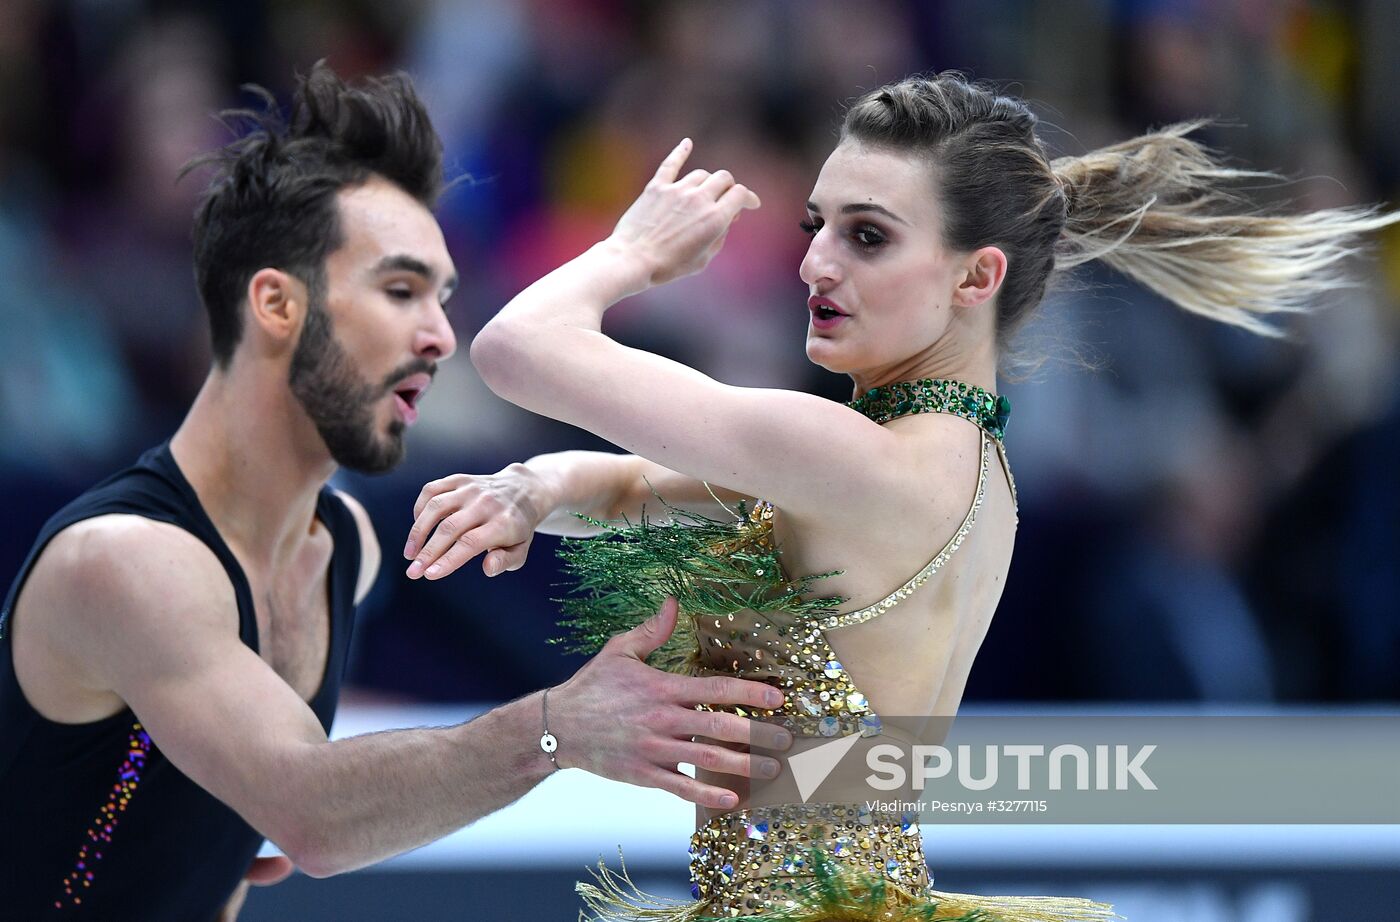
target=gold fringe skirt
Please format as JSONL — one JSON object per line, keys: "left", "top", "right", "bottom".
{"left": 576, "top": 804, "right": 1119, "bottom": 922}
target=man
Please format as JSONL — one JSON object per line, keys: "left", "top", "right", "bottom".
{"left": 0, "top": 63, "right": 788, "bottom": 921}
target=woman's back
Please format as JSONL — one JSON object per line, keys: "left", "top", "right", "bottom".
{"left": 778, "top": 406, "right": 1019, "bottom": 722}
{"left": 688, "top": 382, "right": 1019, "bottom": 813}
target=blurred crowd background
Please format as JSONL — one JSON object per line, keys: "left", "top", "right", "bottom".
{"left": 2, "top": 0, "right": 1397, "bottom": 707}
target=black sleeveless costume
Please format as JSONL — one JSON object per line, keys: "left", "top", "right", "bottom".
{"left": 0, "top": 442, "right": 361, "bottom": 921}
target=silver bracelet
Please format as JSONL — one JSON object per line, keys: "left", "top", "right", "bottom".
{"left": 539, "top": 687, "right": 559, "bottom": 770}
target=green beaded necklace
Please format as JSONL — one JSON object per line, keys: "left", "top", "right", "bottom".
{"left": 847, "top": 378, "right": 1011, "bottom": 441}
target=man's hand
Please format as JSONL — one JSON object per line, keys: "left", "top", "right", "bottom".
{"left": 215, "top": 856, "right": 294, "bottom": 922}
{"left": 405, "top": 464, "right": 551, "bottom": 580}
{"left": 548, "top": 597, "right": 791, "bottom": 810}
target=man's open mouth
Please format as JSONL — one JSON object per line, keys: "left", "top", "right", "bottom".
{"left": 390, "top": 372, "right": 433, "bottom": 424}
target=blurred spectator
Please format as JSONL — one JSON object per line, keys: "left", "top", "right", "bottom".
{"left": 1, "top": 0, "right": 1395, "bottom": 705}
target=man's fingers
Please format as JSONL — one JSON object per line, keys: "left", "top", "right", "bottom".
{"left": 672, "top": 673, "right": 784, "bottom": 710}
{"left": 246, "top": 855, "right": 295, "bottom": 887}
{"left": 674, "top": 708, "right": 795, "bottom": 751}
{"left": 608, "top": 597, "right": 679, "bottom": 659}
{"left": 653, "top": 138, "right": 693, "bottom": 185}
{"left": 692, "top": 719, "right": 793, "bottom": 753}
{"left": 665, "top": 740, "right": 780, "bottom": 780}
{"left": 642, "top": 765, "right": 738, "bottom": 810}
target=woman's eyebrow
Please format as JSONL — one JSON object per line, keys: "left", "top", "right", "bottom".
{"left": 806, "top": 200, "right": 910, "bottom": 226}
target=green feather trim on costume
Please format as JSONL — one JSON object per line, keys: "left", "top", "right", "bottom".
{"left": 708, "top": 849, "right": 989, "bottom": 922}
{"left": 554, "top": 496, "right": 843, "bottom": 674}
{"left": 578, "top": 847, "right": 1119, "bottom": 922}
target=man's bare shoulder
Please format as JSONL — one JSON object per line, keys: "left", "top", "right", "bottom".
{"left": 34, "top": 513, "right": 231, "bottom": 602}
{"left": 11, "top": 514, "right": 238, "bottom": 721}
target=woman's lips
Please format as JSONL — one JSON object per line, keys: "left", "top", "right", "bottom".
{"left": 808, "top": 295, "right": 849, "bottom": 331}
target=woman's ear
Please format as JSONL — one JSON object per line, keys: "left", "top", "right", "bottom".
{"left": 951, "top": 246, "right": 1008, "bottom": 309}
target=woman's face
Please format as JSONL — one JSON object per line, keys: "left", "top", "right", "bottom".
{"left": 799, "top": 141, "right": 968, "bottom": 376}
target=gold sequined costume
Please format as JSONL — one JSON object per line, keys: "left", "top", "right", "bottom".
{"left": 561, "top": 379, "right": 1119, "bottom": 922}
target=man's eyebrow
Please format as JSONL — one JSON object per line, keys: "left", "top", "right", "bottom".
{"left": 806, "top": 200, "right": 910, "bottom": 226}
{"left": 374, "top": 254, "right": 459, "bottom": 294}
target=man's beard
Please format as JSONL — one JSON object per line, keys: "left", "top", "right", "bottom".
{"left": 288, "top": 296, "right": 430, "bottom": 474}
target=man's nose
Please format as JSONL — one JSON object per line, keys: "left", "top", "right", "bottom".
{"left": 416, "top": 306, "right": 457, "bottom": 361}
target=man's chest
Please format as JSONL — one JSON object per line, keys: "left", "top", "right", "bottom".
{"left": 247, "top": 543, "right": 334, "bottom": 703}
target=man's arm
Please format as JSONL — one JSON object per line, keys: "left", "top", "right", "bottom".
{"left": 24, "top": 517, "right": 788, "bottom": 878}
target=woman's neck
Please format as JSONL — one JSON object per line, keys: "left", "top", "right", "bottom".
{"left": 847, "top": 340, "right": 999, "bottom": 400}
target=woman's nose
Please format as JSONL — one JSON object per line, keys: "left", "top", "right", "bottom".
{"left": 799, "top": 233, "right": 840, "bottom": 289}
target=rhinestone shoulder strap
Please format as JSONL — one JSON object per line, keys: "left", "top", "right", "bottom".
{"left": 815, "top": 429, "right": 993, "bottom": 631}
{"left": 819, "top": 378, "right": 1016, "bottom": 631}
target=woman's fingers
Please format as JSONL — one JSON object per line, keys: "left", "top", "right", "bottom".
{"left": 413, "top": 475, "right": 466, "bottom": 520}
{"left": 678, "top": 168, "right": 710, "bottom": 187}
{"left": 419, "top": 529, "right": 500, "bottom": 579}
{"left": 652, "top": 137, "right": 693, "bottom": 185}
{"left": 405, "top": 493, "right": 458, "bottom": 560}
{"left": 482, "top": 541, "right": 531, "bottom": 577}
{"left": 699, "top": 169, "right": 735, "bottom": 199}
{"left": 408, "top": 518, "right": 496, "bottom": 579}
{"left": 245, "top": 855, "right": 295, "bottom": 886}
{"left": 719, "top": 182, "right": 761, "bottom": 217}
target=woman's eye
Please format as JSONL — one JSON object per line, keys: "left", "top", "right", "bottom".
{"left": 798, "top": 219, "right": 820, "bottom": 236}
{"left": 852, "top": 225, "right": 886, "bottom": 247}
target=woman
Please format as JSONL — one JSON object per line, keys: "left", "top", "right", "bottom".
{"left": 404, "top": 74, "right": 1395, "bottom": 920}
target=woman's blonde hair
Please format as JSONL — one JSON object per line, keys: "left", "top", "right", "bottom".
{"left": 841, "top": 73, "right": 1399, "bottom": 348}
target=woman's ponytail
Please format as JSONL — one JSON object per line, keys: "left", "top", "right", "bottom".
{"left": 842, "top": 74, "right": 1399, "bottom": 349}
{"left": 1052, "top": 121, "right": 1398, "bottom": 336}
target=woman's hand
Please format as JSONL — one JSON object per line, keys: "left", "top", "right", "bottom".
{"left": 404, "top": 464, "right": 552, "bottom": 580}
{"left": 606, "top": 138, "right": 761, "bottom": 290}
{"left": 215, "top": 856, "right": 294, "bottom": 921}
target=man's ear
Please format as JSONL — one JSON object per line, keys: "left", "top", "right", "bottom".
{"left": 244, "top": 268, "right": 309, "bottom": 354}
{"left": 950, "top": 246, "right": 1008, "bottom": 309}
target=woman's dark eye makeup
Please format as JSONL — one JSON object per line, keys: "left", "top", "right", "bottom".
{"left": 799, "top": 216, "right": 887, "bottom": 250}
{"left": 852, "top": 223, "right": 886, "bottom": 247}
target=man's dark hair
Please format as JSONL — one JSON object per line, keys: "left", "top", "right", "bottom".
{"left": 185, "top": 60, "right": 443, "bottom": 367}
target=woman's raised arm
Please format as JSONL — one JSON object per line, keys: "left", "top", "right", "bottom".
{"left": 469, "top": 140, "right": 894, "bottom": 515}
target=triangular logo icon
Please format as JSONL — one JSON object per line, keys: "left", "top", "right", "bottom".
{"left": 788, "top": 733, "right": 864, "bottom": 802}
